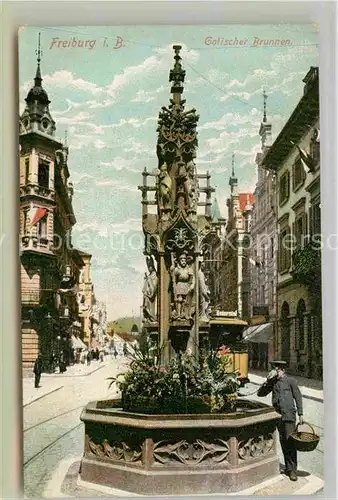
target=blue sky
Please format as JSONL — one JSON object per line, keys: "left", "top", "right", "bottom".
{"left": 19, "top": 25, "right": 319, "bottom": 320}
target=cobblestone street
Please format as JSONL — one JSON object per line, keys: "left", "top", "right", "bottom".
{"left": 23, "top": 359, "right": 324, "bottom": 497}
{"left": 23, "top": 357, "right": 128, "bottom": 497}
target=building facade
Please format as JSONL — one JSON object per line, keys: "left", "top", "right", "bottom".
{"left": 215, "top": 156, "right": 254, "bottom": 318}
{"left": 77, "top": 250, "right": 95, "bottom": 345}
{"left": 19, "top": 40, "right": 84, "bottom": 371}
{"left": 246, "top": 94, "right": 277, "bottom": 371}
{"left": 262, "top": 67, "right": 321, "bottom": 379}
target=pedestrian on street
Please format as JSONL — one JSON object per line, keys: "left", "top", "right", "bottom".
{"left": 257, "top": 360, "right": 304, "bottom": 482}
{"left": 123, "top": 342, "right": 128, "bottom": 356}
{"left": 87, "top": 350, "right": 92, "bottom": 366}
{"left": 49, "top": 351, "right": 56, "bottom": 373}
{"left": 33, "top": 354, "right": 43, "bottom": 388}
{"left": 113, "top": 348, "right": 118, "bottom": 359}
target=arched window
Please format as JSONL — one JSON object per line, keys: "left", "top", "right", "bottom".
{"left": 280, "top": 302, "right": 290, "bottom": 364}
{"left": 296, "top": 299, "right": 306, "bottom": 351}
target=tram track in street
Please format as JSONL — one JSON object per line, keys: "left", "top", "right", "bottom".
{"left": 24, "top": 403, "right": 86, "bottom": 433}
{"left": 23, "top": 422, "right": 83, "bottom": 468}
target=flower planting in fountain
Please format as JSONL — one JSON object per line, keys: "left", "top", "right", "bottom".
{"left": 108, "top": 343, "right": 241, "bottom": 414}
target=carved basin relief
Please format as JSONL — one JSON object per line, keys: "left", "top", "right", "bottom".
{"left": 237, "top": 433, "right": 274, "bottom": 461}
{"left": 153, "top": 438, "right": 230, "bottom": 466}
{"left": 85, "top": 434, "right": 143, "bottom": 465}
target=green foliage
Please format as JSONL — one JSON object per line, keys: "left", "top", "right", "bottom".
{"left": 292, "top": 242, "right": 321, "bottom": 286}
{"left": 107, "top": 341, "right": 241, "bottom": 414}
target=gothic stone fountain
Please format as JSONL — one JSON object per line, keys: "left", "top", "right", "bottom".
{"left": 79, "top": 45, "right": 281, "bottom": 496}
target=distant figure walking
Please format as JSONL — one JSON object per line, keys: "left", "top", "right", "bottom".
{"left": 113, "top": 348, "right": 118, "bottom": 359}
{"left": 33, "top": 354, "right": 43, "bottom": 388}
{"left": 123, "top": 342, "right": 128, "bottom": 357}
{"left": 87, "top": 350, "right": 92, "bottom": 366}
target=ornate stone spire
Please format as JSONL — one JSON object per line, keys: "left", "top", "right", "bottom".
{"left": 263, "top": 90, "right": 267, "bottom": 123}
{"left": 229, "top": 153, "right": 238, "bottom": 194}
{"left": 259, "top": 90, "right": 272, "bottom": 148}
{"left": 169, "top": 45, "right": 186, "bottom": 104}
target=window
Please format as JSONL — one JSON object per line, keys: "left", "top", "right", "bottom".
{"left": 296, "top": 299, "right": 306, "bottom": 351}
{"left": 310, "top": 131, "right": 320, "bottom": 164}
{"left": 25, "top": 158, "right": 29, "bottom": 185}
{"left": 38, "top": 161, "right": 49, "bottom": 188}
{"left": 270, "top": 279, "right": 274, "bottom": 306}
{"left": 23, "top": 210, "right": 28, "bottom": 233}
{"left": 261, "top": 285, "right": 265, "bottom": 304}
{"left": 310, "top": 202, "right": 321, "bottom": 235}
{"left": 38, "top": 216, "right": 47, "bottom": 238}
{"left": 270, "top": 237, "right": 274, "bottom": 258}
{"left": 294, "top": 213, "right": 307, "bottom": 249}
{"left": 278, "top": 226, "right": 291, "bottom": 273}
{"left": 292, "top": 157, "right": 306, "bottom": 191}
{"left": 279, "top": 171, "right": 290, "bottom": 205}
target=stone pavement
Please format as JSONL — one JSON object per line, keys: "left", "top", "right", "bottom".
{"left": 23, "top": 377, "right": 64, "bottom": 407}
{"left": 44, "top": 457, "right": 324, "bottom": 497}
{"left": 22, "top": 356, "right": 128, "bottom": 407}
{"left": 249, "top": 370, "right": 323, "bottom": 402}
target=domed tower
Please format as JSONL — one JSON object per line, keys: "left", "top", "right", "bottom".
{"left": 20, "top": 33, "right": 56, "bottom": 137}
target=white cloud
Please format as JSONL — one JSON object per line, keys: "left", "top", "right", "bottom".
{"left": 95, "top": 178, "right": 138, "bottom": 192}
{"left": 131, "top": 89, "right": 155, "bottom": 103}
{"left": 55, "top": 111, "right": 91, "bottom": 125}
{"left": 74, "top": 217, "right": 142, "bottom": 236}
{"left": 71, "top": 172, "right": 94, "bottom": 184}
{"left": 105, "top": 43, "right": 200, "bottom": 100}
{"left": 43, "top": 70, "right": 103, "bottom": 95}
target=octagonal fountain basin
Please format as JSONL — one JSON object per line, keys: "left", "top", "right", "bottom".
{"left": 79, "top": 398, "right": 281, "bottom": 496}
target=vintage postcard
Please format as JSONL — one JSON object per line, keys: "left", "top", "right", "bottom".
{"left": 19, "top": 25, "right": 323, "bottom": 497}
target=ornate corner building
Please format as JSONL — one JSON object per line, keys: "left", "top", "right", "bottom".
{"left": 261, "top": 67, "right": 321, "bottom": 379}
{"left": 19, "top": 35, "right": 86, "bottom": 372}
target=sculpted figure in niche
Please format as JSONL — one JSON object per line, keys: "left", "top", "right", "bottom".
{"left": 142, "top": 256, "right": 158, "bottom": 322}
{"left": 158, "top": 162, "right": 172, "bottom": 211}
{"left": 170, "top": 252, "right": 195, "bottom": 320}
{"left": 186, "top": 161, "right": 198, "bottom": 211}
{"left": 198, "top": 261, "right": 210, "bottom": 322}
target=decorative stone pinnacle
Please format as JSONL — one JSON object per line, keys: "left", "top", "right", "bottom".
{"left": 263, "top": 90, "right": 267, "bottom": 123}
{"left": 169, "top": 44, "right": 186, "bottom": 97}
{"left": 231, "top": 153, "right": 235, "bottom": 177}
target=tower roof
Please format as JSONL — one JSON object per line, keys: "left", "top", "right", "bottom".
{"left": 25, "top": 32, "right": 50, "bottom": 106}
{"left": 211, "top": 197, "right": 222, "bottom": 222}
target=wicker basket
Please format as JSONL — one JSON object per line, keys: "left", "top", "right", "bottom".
{"left": 290, "top": 421, "right": 320, "bottom": 452}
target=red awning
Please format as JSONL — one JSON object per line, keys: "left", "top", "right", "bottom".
{"left": 31, "top": 207, "right": 47, "bottom": 226}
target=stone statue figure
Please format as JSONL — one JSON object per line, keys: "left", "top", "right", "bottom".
{"left": 198, "top": 261, "right": 210, "bottom": 322}
{"left": 170, "top": 252, "right": 195, "bottom": 320}
{"left": 186, "top": 161, "right": 198, "bottom": 212}
{"left": 142, "top": 256, "right": 158, "bottom": 322}
{"left": 158, "top": 162, "right": 172, "bottom": 211}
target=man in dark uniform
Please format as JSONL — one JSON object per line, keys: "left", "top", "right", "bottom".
{"left": 257, "top": 360, "right": 304, "bottom": 482}
{"left": 33, "top": 354, "right": 43, "bottom": 388}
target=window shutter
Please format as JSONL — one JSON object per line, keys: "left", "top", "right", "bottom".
{"left": 290, "top": 224, "right": 295, "bottom": 269}
{"left": 303, "top": 212, "right": 308, "bottom": 244}
{"left": 287, "top": 171, "right": 290, "bottom": 199}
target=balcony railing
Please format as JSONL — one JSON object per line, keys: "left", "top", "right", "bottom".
{"left": 20, "top": 234, "right": 54, "bottom": 254}
{"left": 20, "top": 183, "right": 55, "bottom": 200}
